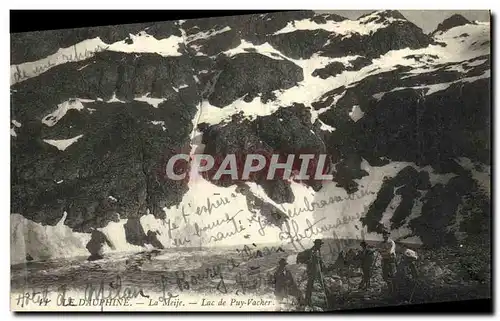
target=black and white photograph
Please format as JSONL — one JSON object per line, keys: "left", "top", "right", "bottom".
{"left": 9, "top": 9, "right": 492, "bottom": 312}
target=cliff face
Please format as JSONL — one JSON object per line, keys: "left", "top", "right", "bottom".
{"left": 10, "top": 11, "right": 491, "bottom": 263}
{"left": 11, "top": 51, "right": 199, "bottom": 231}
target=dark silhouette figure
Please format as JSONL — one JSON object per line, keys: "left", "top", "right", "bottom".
{"left": 273, "top": 258, "right": 301, "bottom": 302}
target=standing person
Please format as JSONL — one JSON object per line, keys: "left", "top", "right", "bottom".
{"left": 304, "top": 239, "right": 328, "bottom": 306}
{"left": 357, "top": 241, "right": 376, "bottom": 290}
{"left": 396, "top": 248, "right": 419, "bottom": 301}
{"left": 273, "top": 258, "right": 302, "bottom": 303}
{"left": 378, "top": 228, "right": 397, "bottom": 294}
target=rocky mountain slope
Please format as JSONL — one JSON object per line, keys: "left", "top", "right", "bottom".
{"left": 10, "top": 11, "right": 491, "bottom": 264}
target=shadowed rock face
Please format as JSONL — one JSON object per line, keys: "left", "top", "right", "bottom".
{"left": 267, "top": 30, "right": 332, "bottom": 60}
{"left": 11, "top": 11, "right": 319, "bottom": 65}
{"left": 358, "top": 10, "right": 407, "bottom": 23}
{"left": 117, "top": 217, "right": 166, "bottom": 249}
{"left": 310, "top": 13, "right": 347, "bottom": 24}
{"left": 11, "top": 51, "right": 199, "bottom": 120}
{"left": 188, "top": 28, "right": 242, "bottom": 57}
{"left": 182, "top": 11, "right": 316, "bottom": 42}
{"left": 312, "top": 61, "right": 346, "bottom": 79}
{"left": 11, "top": 21, "right": 182, "bottom": 64}
{"left": 10, "top": 10, "right": 491, "bottom": 253}
{"left": 11, "top": 100, "right": 195, "bottom": 231}
{"left": 317, "top": 57, "right": 491, "bottom": 181}
{"left": 432, "top": 14, "right": 472, "bottom": 35}
{"left": 124, "top": 218, "right": 149, "bottom": 246}
{"left": 408, "top": 174, "right": 479, "bottom": 247}
{"left": 360, "top": 166, "right": 432, "bottom": 232}
{"left": 86, "top": 229, "right": 114, "bottom": 260}
{"left": 320, "top": 20, "right": 432, "bottom": 59}
{"left": 360, "top": 161, "right": 491, "bottom": 248}
{"left": 199, "top": 104, "right": 330, "bottom": 203}
{"left": 236, "top": 183, "right": 289, "bottom": 229}
{"left": 312, "top": 56, "right": 372, "bottom": 79}
{"left": 11, "top": 51, "right": 199, "bottom": 232}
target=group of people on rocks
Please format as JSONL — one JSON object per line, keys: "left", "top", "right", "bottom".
{"left": 272, "top": 228, "right": 420, "bottom": 308}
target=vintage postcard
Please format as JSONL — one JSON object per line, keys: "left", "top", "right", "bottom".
{"left": 10, "top": 10, "right": 491, "bottom": 312}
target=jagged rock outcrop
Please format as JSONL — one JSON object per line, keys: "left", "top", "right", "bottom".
{"left": 187, "top": 28, "right": 242, "bottom": 56}
{"left": 182, "top": 11, "right": 316, "bottom": 45}
{"left": 409, "top": 174, "right": 476, "bottom": 247}
{"left": 310, "top": 13, "right": 347, "bottom": 24}
{"left": 11, "top": 51, "right": 199, "bottom": 231}
{"left": 360, "top": 160, "right": 491, "bottom": 248}
{"left": 123, "top": 218, "right": 164, "bottom": 248}
{"left": 360, "top": 165, "right": 434, "bottom": 231}
{"left": 320, "top": 11, "right": 433, "bottom": 59}
{"left": 313, "top": 54, "right": 490, "bottom": 195}
{"left": 199, "top": 104, "right": 329, "bottom": 203}
{"left": 267, "top": 30, "right": 331, "bottom": 60}
{"left": 312, "top": 56, "right": 372, "bottom": 79}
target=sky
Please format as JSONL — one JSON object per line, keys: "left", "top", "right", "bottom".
{"left": 317, "top": 10, "right": 490, "bottom": 33}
